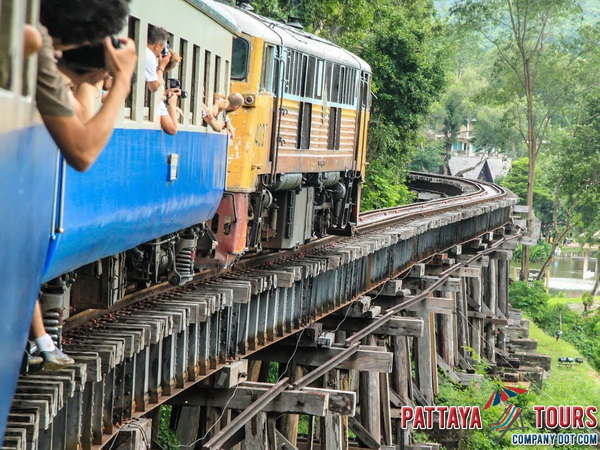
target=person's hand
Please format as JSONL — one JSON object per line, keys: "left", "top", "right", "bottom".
{"left": 166, "top": 88, "right": 181, "bottom": 106}
{"left": 104, "top": 37, "right": 137, "bottom": 81}
{"left": 158, "top": 50, "right": 171, "bottom": 70}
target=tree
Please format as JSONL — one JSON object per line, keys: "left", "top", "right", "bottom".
{"left": 501, "top": 157, "right": 553, "bottom": 226}
{"left": 534, "top": 94, "right": 600, "bottom": 281}
{"left": 452, "top": 0, "right": 600, "bottom": 280}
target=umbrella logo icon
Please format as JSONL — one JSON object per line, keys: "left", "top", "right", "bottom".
{"left": 486, "top": 384, "right": 528, "bottom": 441}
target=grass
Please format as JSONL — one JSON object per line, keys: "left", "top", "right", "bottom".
{"left": 527, "top": 319, "right": 600, "bottom": 406}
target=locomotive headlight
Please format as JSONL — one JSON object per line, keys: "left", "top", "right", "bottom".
{"left": 244, "top": 93, "right": 256, "bottom": 107}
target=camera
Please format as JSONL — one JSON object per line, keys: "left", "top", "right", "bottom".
{"left": 59, "top": 37, "right": 122, "bottom": 74}
{"left": 167, "top": 78, "right": 188, "bottom": 99}
{"left": 161, "top": 42, "right": 169, "bottom": 57}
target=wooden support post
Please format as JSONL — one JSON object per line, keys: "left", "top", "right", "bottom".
{"left": 321, "top": 370, "right": 343, "bottom": 450}
{"left": 414, "top": 311, "right": 434, "bottom": 405}
{"left": 359, "top": 335, "right": 381, "bottom": 443}
{"left": 173, "top": 406, "right": 201, "bottom": 447}
{"left": 279, "top": 365, "right": 303, "bottom": 446}
{"left": 380, "top": 372, "right": 392, "bottom": 446}
{"left": 468, "top": 276, "right": 482, "bottom": 359}
{"left": 438, "top": 291, "right": 455, "bottom": 369}
{"left": 485, "top": 258, "right": 498, "bottom": 361}
{"left": 392, "top": 335, "right": 412, "bottom": 446}
{"left": 497, "top": 259, "right": 509, "bottom": 351}
{"left": 244, "top": 411, "right": 267, "bottom": 449}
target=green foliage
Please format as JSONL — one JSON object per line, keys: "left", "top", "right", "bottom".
{"left": 158, "top": 405, "right": 181, "bottom": 450}
{"left": 582, "top": 292, "right": 594, "bottom": 311}
{"left": 361, "top": 153, "right": 415, "bottom": 210}
{"left": 410, "top": 138, "right": 446, "bottom": 173}
{"left": 528, "top": 319, "right": 600, "bottom": 408}
{"left": 501, "top": 158, "right": 554, "bottom": 226}
{"left": 512, "top": 241, "right": 552, "bottom": 264}
{"left": 509, "top": 281, "right": 550, "bottom": 322}
{"left": 509, "top": 282, "right": 600, "bottom": 370}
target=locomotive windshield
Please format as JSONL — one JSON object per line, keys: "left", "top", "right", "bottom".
{"left": 231, "top": 37, "right": 249, "bottom": 80}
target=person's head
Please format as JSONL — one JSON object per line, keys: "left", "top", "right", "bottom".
{"left": 147, "top": 26, "right": 169, "bottom": 57}
{"left": 227, "top": 93, "right": 244, "bottom": 112}
{"left": 40, "top": 0, "right": 130, "bottom": 47}
{"left": 213, "top": 92, "right": 228, "bottom": 111}
{"left": 164, "top": 49, "right": 182, "bottom": 73}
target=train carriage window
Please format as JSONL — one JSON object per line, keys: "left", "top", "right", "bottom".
{"left": 224, "top": 60, "right": 230, "bottom": 89}
{"left": 324, "top": 61, "right": 333, "bottom": 102}
{"left": 297, "top": 102, "right": 312, "bottom": 149}
{"left": 298, "top": 54, "right": 308, "bottom": 97}
{"left": 190, "top": 44, "right": 200, "bottom": 125}
{"left": 124, "top": 16, "right": 139, "bottom": 120}
{"left": 339, "top": 66, "right": 347, "bottom": 104}
{"left": 21, "top": 0, "right": 37, "bottom": 96}
{"left": 284, "top": 50, "right": 292, "bottom": 94}
{"left": 330, "top": 64, "right": 340, "bottom": 104}
{"left": 214, "top": 55, "right": 222, "bottom": 93}
{"left": 295, "top": 53, "right": 305, "bottom": 96}
{"left": 260, "top": 45, "right": 275, "bottom": 92}
{"left": 231, "top": 37, "right": 249, "bottom": 80}
{"left": 204, "top": 50, "right": 212, "bottom": 110}
{"left": 178, "top": 38, "right": 188, "bottom": 124}
{"left": 0, "top": 0, "right": 15, "bottom": 90}
{"left": 304, "top": 56, "right": 316, "bottom": 99}
{"left": 315, "top": 59, "right": 324, "bottom": 100}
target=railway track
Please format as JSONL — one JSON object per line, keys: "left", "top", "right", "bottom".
{"left": 3, "top": 173, "right": 518, "bottom": 450}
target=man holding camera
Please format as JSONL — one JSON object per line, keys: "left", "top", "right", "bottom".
{"left": 30, "top": 0, "right": 137, "bottom": 370}
{"left": 146, "top": 26, "right": 171, "bottom": 93}
{"left": 37, "top": 0, "right": 137, "bottom": 172}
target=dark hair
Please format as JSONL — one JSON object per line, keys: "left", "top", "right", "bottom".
{"left": 147, "top": 26, "right": 169, "bottom": 45}
{"left": 40, "top": 0, "right": 130, "bottom": 45}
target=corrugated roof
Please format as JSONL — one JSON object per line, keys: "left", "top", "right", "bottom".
{"left": 186, "top": 0, "right": 240, "bottom": 36}
{"left": 448, "top": 156, "right": 511, "bottom": 182}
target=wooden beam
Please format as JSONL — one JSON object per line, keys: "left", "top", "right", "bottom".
{"left": 319, "top": 316, "right": 424, "bottom": 337}
{"left": 405, "top": 296, "right": 454, "bottom": 314}
{"left": 348, "top": 416, "right": 380, "bottom": 449}
{"left": 172, "top": 385, "right": 328, "bottom": 416}
{"left": 246, "top": 346, "right": 393, "bottom": 373}
{"left": 275, "top": 429, "right": 299, "bottom": 450}
{"left": 426, "top": 265, "right": 481, "bottom": 278}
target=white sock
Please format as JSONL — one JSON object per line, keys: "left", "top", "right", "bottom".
{"left": 35, "top": 334, "right": 56, "bottom": 352}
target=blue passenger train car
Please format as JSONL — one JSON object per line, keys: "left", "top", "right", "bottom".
{"left": 0, "top": 0, "right": 238, "bottom": 441}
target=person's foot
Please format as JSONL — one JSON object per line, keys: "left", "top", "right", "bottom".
{"left": 41, "top": 348, "right": 74, "bottom": 371}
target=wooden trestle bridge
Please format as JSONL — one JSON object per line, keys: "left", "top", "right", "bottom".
{"left": 3, "top": 173, "right": 551, "bottom": 450}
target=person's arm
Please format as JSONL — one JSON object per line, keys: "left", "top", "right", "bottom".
{"left": 160, "top": 90, "right": 179, "bottom": 135}
{"left": 41, "top": 37, "right": 137, "bottom": 172}
{"left": 201, "top": 104, "right": 222, "bottom": 132}
{"left": 147, "top": 52, "right": 171, "bottom": 93}
{"left": 226, "top": 121, "right": 235, "bottom": 140}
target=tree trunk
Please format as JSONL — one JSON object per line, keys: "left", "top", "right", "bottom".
{"left": 591, "top": 254, "right": 600, "bottom": 298}
{"left": 521, "top": 57, "right": 536, "bottom": 282}
{"left": 442, "top": 135, "right": 452, "bottom": 175}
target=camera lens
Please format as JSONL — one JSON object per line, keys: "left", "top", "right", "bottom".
{"left": 181, "top": 91, "right": 188, "bottom": 99}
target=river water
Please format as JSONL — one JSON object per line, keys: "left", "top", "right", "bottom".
{"left": 510, "top": 256, "right": 598, "bottom": 297}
